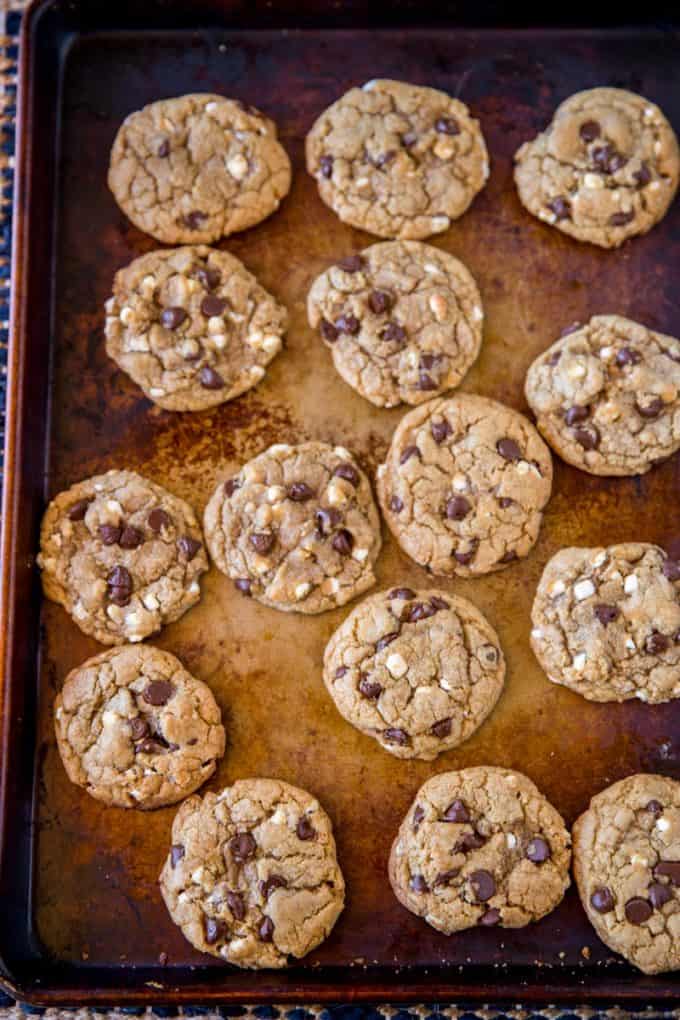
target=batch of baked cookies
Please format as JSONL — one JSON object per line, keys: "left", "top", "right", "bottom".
{"left": 36, "top": 81, "right": 680, "bottom": 975}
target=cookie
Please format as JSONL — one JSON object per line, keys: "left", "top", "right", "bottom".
{"left": 573, "top": 773, "right": 680, "bottom": 974}
{"left": 54, "top": 645, "right": 225, "bottom": 809}
{"left": 159, "top": 778, "right": 345, "bottom": 968}
{"left": 105, "top": 247, "right": 287, "bottom": 412}
{"left": 108, "top": 94, "right": 291, "bottom": 244}
{"left": 305, "top": 79, "right": 489, "bottom": 240}
{"left": 38, "top": 469, "right": 207, "bottom": 644}
{"left": 531, "top": 543, "right": 680, "bottom": 704}
{"left": 376, "top": 394, "right": 553, "bottom": 577}
{"left": 323, "top": 588, "right": 505, "bottom": 760}
{"left": 514, "top": 87, "right": 679, "bottom": 248}
{"left": 389, "top": 767, "right": 571, "bottom": 932}
{"left": 524, "top": 315, "right": 680, "bottom": 476}
{"left": 204, "top": 442, "right": 381, "bottom": 614}
{"left": 307, "top": 241, "right": 484, "bottom": 408}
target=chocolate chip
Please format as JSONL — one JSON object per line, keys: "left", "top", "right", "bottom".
{"left": 201, "top": 295, "right": 227, "bottom": 317}
{"left": 646, "top": 799, "right": 663, "bottom": 817}
{"left": 431, "top": 717, "right": 452, "bottom": 738}
{"left": 335, "top": 313, "right": 360, "bottom": 335}
{"left": 160, "top": 307, "right": 187, "bottom": 330}
{"left": 470, "top": 869, "right": 496, "bottom": 902}
{"left": 433, "top": 868, "right": 460, "bottom": 887}
{"left": 646, "top": 631, "right": 670, "bottom": 654}
{"left": 288, "top": 482, "right": 314, "bottom": 502}
{"left": 170, "top": 844, "right": 185, "bottom": 868}
{"left": 454, "top": 542, "right": 478, "bottom": 566}
{"left": 376, "top": 631, "right": 400, "bottom": 652}
{"left": 368, "top": 290, "right": 393, "bottom": 315}
{"left": 99, "top": 523, "right": 122, "bottom": 545}
{"left": 435, "top": 117, "right": 460, "bottom": 135}
{"left": 636, "top": 397, "right": 664, "bottom": 418}
{"left": 409, "top": 874, "right": 429, "bottom": 893}
{"left": 591, "top": 887, "right": 615, "bottom": 913}
{"left": 337, "top": 255, "right": 364, "bottom": 273}
{"left": 446, "top": 496, "right": 470, "bottom": 521}
{"left": 297, "top": 816, "right": 316, "bottom": 841}
{"left": 249, "top": 532, "right": 274, "bottom": 555}
{"left": 654, "top": 861, "right": 680, "bottom": 885}
{"left": 223, "top": 478, "right": 241, "bottom": 498}
{"left": 634, "top": 161, "right": 652, "bottom": 188}
{"left": 316, "top": 507, "right": 342, "bottom": 535}
{"left": 573, "top": 426, "right": 600, "bottom": 450}
{"left": 335, "top": 666, "right": 348, "bottom": 679}
{"left": 625, "top": 897, "right": 652, "bottom": 925}
{"left": 319, "top": 155, "right": 334, "bottom": 179}
{"left": 401, "top": 131, "right": 417, "bottom": 148}
{"left": 68, "top": 497, "right": 93, "bottom": 521}
{"left": 107, "top": 565, "right": 132, "bottom": 605}
{"left": 499, "top": 550, "right": 518, "bottom": 564}
{"left": 157, "top": 139, "right": 170, "bottom": 157}
{"left": 374, "top": 149, "right": 396, "bottom": 167}
{"left": 143, "top": 680, "right": 174, "bottom": 706}
{"left": 380, "top": 321, "right": 407, "bottom": 344}
{"left": 559, "top": 325, "right": 580, "bottom": 340}
{"left": 178, "top": 535, "right": 201, "bottom": 560}
{"left": 333, "top": 463, "right": 360, "bottom": 487}
{"left": 389, "top": 588, "right": 416, "bottom": 600}
{"left": 119, "top": 525, "right": 143, "bottom": 550}
{"left": 135, "top": 736, "right": 169, "bottom": 754}
{"left": 405, "top": 601, "right": 437, "bottom": 623}
{"left": 443, "top": 799, "right": 469, "bottom": 823}
{"left": 579, "top": 120, "right": 601, "bottom": 142}
{"left": 431, "top": 418, "right": 452, "bottom": 444}
{"left": 592, "top": 144, "right": 626, "bottom": 175}
{"left": 609, "top": 210, "right": 635, "bottom": 227}
{"left": 496, "top": 438, "right": 522, "bottom": 461}
{"left": 456, "top": 831, "right": 486, "bottom": 853}
{"left": 259, "top": 916, "right": 275, "bottom": 942}
{"left": 148, "top": 507, "right": 171, "bottom": 533}
{"left": 413, "top": 804, "right": 425, "bottom": 829}
{"left": 332, "top": 529, "right": 354, "bottom": 555}
{"left": 184, "top": 210, "right": 207, "bottom": 230}
{"left": 663, "top": 559, "right": 680, "bottom": 581}
{"left": 417, "top": 371, "right": 437, "bottom": 391}
{"left": 199, "top": 365, "right": 225, "bottom": 389}
{"left": 548, "top": 196, "right": 571, "bottom": 221}
{"left": 649, "top": 882, "right": 672, "bottom": 910}
{"left": 235, "top": 578, "right": 252, "bottom": 596}
{"left": 384, "top": 727, "right": 410, "bottom": 746}
{"left": 526, "top": 837, "right": 551, "bottom": 864}
{"left": 230, "top": 832, "right": 256, "bottom": 862}
{"left": 564, "top": 404, "right": 589, "bottom": 426}
{"left": 616, "top": 347, "right": 642, "bottom": 367}
{"left": 480, "top": 907, "right": 501, "bottom": 926}
{"left": 400, "top": 445, "right": 421, "bottom": 465}
{"left": 196, "top": 265, "right": 221, "bottom": 290}
{"left": 498, "top": 497, "right": 514, "bottom": 509}
{"left": 390, "top": 495, "right": 404, "bottom": 513}
{"left": 594, "top": 603, "right": 620, "bottom": 626}
{"left": 129, "top": 717, "right": 149, "bottom": 740}
{"left": 430, "top": 597, "right": 449, "bottom": 612}
{"left": 320, "top": 319, "right": 338, "bottom": 342}
{"left": 261, "top": 874, "right": 287, "bottom": 899}
{"left": 359, "top": 677, "right": 382, "bottom": 699}
{"left": 226, "top": 892, "right": 246, "bottom": 921}
{"left": 204, "top": 917, "right": 226, "bottom": 945}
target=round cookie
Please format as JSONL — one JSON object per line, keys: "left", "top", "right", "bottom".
{"left": 159, "top": 778, "right": 345, "bottom": 968}
{"left": 323, "top": 588, "right": 505, "bottom": 760}
{"left": 108, "top": 94, "right": 291, "bottom": 244}
{"left": 105, "top": 247, "right": 287, "bottom": 412}
{"left": 573, "top": 773, "right": 680, "bottom": 974}
{"left": 376, "top": 394, "right": 553, "bottom": 577}
{"left": 305, "top": 79, "right": 489, "bottom": 240}
{"left": 514, "top": 87, "right": 679, "bottom": 248}
{"left": 204, "top": 442, "right": 381, "bottom": 614}
{"left": 307, "top": 241, "right": 484, "bottom": 408}
{"left": 531, "top": 543, "right": 680, "bottom": 704}
{"left": 524, "top": 315, "right": 680, "bottom": 476}
{"left": 389, "top": 767, "right": 571, "bottom": 932}
{"left": 55, "top": 645, "right": 225, "bottom": 809}
{"left": 38, "top": 469, "right": 208, "bottom": 644}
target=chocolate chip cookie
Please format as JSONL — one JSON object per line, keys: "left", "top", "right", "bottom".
{"left": 204, "top": 442, "right": 381, "bottom": 613}
{"left": 323, "top": 588, "right": 505, "bottom": 760}
{"left": 573, "top": 773, "right": 680, "bottom": 974}
{"left": 108, "top": 94, "right": 291, "bottom": 244}
{"left": 531, "top": 543, "right": 680, "bottom": 703}
{"left": 55, "top": 645, "right": 225, "bottom": 809}
{"left": 105, "top": 247, "right": 287, "bottom": 412}
{"left": 159, "top": 778, "right": 345, "bottom": 968}
{"left": 376, "top": 394, "right": 553, "bottom": 577}
{"left": 306, "top": 80, "right": 489, "bottom": 240}
{"left": 307, "top": 241, "right": 484, "bottom": 408}
{"left": 389, "top": 767, "right": 571, "bottom": 932}
{"left": 38, "top": 469, "right": 207, "bottom": 644}
{"left": 514, "top": 87, "right": 679, "bottom": 247}
{"left": 524, "top": 315, "right": 680, "bottom": 476}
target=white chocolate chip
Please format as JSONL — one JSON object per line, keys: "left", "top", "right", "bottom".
{"left": 431, "top": 215, "right": 450, "bottom": 231}
{"left": 429, "top": 293, "right": 448, "bottom": 322}
{"left": 149, "top": 387, "right": 166, "bottom": 398}
{"left": 630, "top": 852, "right": 648, "bottom": 868}
{"left": 179, "top": 338, "right": 200, "bottom": 360}
{"left": 266, "top": 485, "right": 286, "bottom": 503}
{"left": 531, "top": 628, "right": 543, "bottom": 640}
{"left": 626, "top": 637, "right": 636, "bottom": 651}
{"left": 548, "top": 579, "right": 566, "bottom": 598}
{"left": 142, "top": 592, "right": 159, "bottom": 611}
{"left": 583, "top": 172, "right": 604, "bottom": 190}
{"left": 624, "top": 575, "right": 639, "bottom": 594}
{"left": 127, "top": 335, "right": 150, "bottom": 352}
{"left": 452, "top": 473, "right": 468, "bottom": 492}
{"left": 321, "top": 577, "right": 340, "bottom": 596}
{"left": 572, "top": 652, "right": 587, "bottom": 672}
{"left": 326, "top": 480, "right": 349, "bottom": 507}
{"left": 472, "top": 305, "right": 483, "bottom": 322}
{"left": 119, "top": 306, "right": 134, "bottom": 325}
{"left": 262, "top": 334, "right": 281, "bottom": 354}
{"left": 439, "top": 677, "right": 452, "bottom": 691}
{"left": 386, "top": 653, "right": 408, "bottom": 678}
{"left": 573, "top": 579, "right": 596, "bottom": 601}
{"left": 188, "top": 581, "right": 200, "bottom": 595}
{"left": 362, "top": 79, "right": 377, "bottom": 91}
{"left": 207, "top": 316, "right": 224, "bottom": 334}
{"left": 205, "top": 101, "right": 219, "bottom": 113}
{"left": 506, "top": 833, "right": 518, "bottom": 849}
{"left": 599, "top": 346, "right": 614, "bottom": 361}
{"left": 269, "top": 444, "right": 290, "bottom": 455}
{"left": 353, "top": 548, "right": 369, "bottom": 563}
{"left": 102, "top": 710, "right": 118, "bottom": 727}
{"left": 424, "top": 263, "right": 442, "bottom": 276}
{"left": 566, "top": 358, "right": 587, "bottom": 380}
{"left": 657, "top": 816, "right": 671, "bottom": 833}
{"left": 295, "top": 582, "right": 312, "bottom": 600}
{"left": 227, "top": 153, "right": 249, "bottom": 180}
{"left": 592, "top": 551, "right": 608, "bottom": 568}
{"left": 210, "top": 334, "right": 227, "bottom": 349}
{"left": 433, "top": 139, "right": 455, "bottom": 160}
{"left": 250, "top": 366, "right": 265, "bottom": 381}
{"left": 334, "top": 446, "right": 351, "bottom": 459}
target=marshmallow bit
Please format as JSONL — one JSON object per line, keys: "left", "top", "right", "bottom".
{"left": 573, "top": 579, "right": 596, "bottom": 601}
{"left": 572, "top": 652, "right": 587, "bottom": 672}
{"left": 386, "top": 653, "right": 408, "bottom": 678}
{"left": 624, "top": 574, "right": 639, "bottom": 595}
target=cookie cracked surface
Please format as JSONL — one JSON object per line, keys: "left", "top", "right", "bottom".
{"left": 306, "top": 79, "right": 489, "bottom": 240}
{"left": 159, "top": 778, "right": 345, "bottom": 968}
{"left": 323, "top": 588, "right": 505, "bottom": 760}
{"left": 38, "top": 469, "right": 208, "bottom": 644}
{"left": 204, "top": 442, "right": 381, "bottom": 614}
{"left": 525, "top": 315, "right": 680, "bottom": 476}
{"left": 514, "top": 87, "right": 679, "bottom": 248}
{"left": 376, "top": 394, "right": 553, "bottom": 577}
{"left": 531, "top": 543, "right": 680, "bottom": 703}
{"left": 307, "top": 241, "right": 483, "bottom": 408}
{"left": 105, "top": 247, "right": 287, "bottom": 412}
{"left": 108, "top": 94, "right": 291, "bottom": 244}
{"left": 55, "top": 645, "right": 225, "bottom": 809}
{"left": 573, "top": 773, "right": 680, "bottom": 974}
{"left": 389, "top": 767, "right": 571, "bottom": 932}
